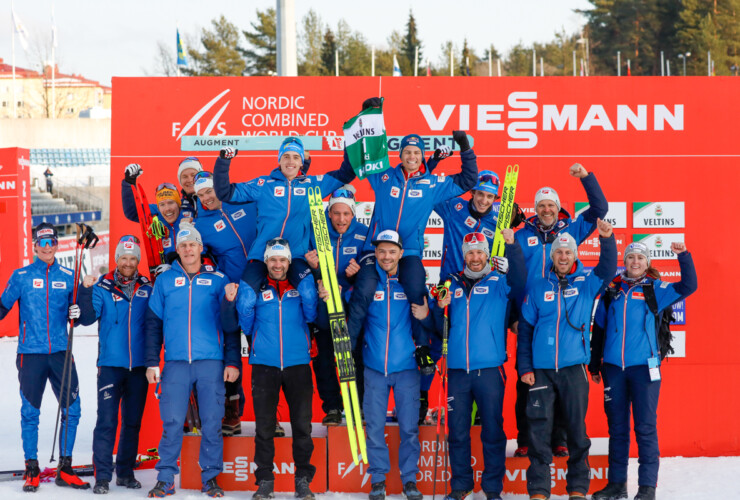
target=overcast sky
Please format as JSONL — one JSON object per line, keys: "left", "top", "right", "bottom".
{"left": 3, "top": 0, "right": 592, "bottom": 86}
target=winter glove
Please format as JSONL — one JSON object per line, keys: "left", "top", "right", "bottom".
{"left": 492, "top": 255, "right": 509, "bottom": 274}
{"left": 415, "top": 345, "right": 436, "bottom": 376}
{"left": 68, "top": 304, "right": 81, "bottom": 320}
{"left": 153, "top": 263, "right": 171, "bottom": 277}
{"left": 452, "top": 130, "right": 471, "bottom": 152}
{"left": 220, "top": 147, "right": 238, "bottom": 160}
{"left": 124, "top": 163, "right": 143, "bottom": 185}
{"left": 510, "top": 202, "right": 526, "bottom": 228}
{"left": 432, "top": 145, "right": 452, "bottom": 161}
{"left": 361, "top": 97, "right": 382, "bottom": 111}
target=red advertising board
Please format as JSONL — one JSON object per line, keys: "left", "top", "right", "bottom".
{"left": 0, "top": 148, "right": 32, "bottom": 338}
{"left": 112, "top": 76, "right": 740, "bottom": 457}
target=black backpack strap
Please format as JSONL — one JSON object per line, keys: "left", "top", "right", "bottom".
{"left": 641, "top": 281, "right": 659, "bottom": 316}
{"left": 588, "top": 277, "right": 619, "bottom": 375}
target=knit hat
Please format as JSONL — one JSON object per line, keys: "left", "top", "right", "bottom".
{"left": 278, "top": 137, "right": 305, "bottom": 164}
{"left": 176, "top": 224, "right": 202, "bottom": 247}
{"left": 372, "top": 229, "right": 403, "bottom": 249}
{"left": 462, "top": 232, "right": 490, "bottom": 258}
{"left": 115, "top": 235, "right": 141, "bottom": 262}
{"left": 33, "top": 222, "right": 58, "bottom": 242}
{"left": 535, "top": 187, "right": 561, "bottom": 212}
{"left": 193, "top": 171, "right": 214, "bottom": 193}
{"left": 624, "top": 242, "right": 651, "bottom": 265}
{"left": 399, "top": 134, "right": 425, "bottom": 158}
{"left": 264, "top": 238, "right": 292, "bottom": 262}
{"left": 474, "top": 170, "right": 500, "bottom": 196}
{"left": 550, "top": 232, "right": 578, "bottom": 260}
{"left": 155, "top": 184, "right": 182, "bottom": 207}
{"left": 177, "top": 157, "right": 203, "bottom": 186}
{"left": 328, "top": 185, "right": 357, "bottom": 215}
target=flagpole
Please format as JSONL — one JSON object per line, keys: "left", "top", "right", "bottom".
{"left": 12, "top": 1, "right": 17, "bottom": 119}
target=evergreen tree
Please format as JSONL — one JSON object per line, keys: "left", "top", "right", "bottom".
{"left": 184, "top": 15, "right": 246, "bottom": 76}
{"left": 241, "top": 8, "right": 276, "bottom": 75}
{"left": 299, "top": 9, "right": 326, "bottom": 75}
{"left": 321, "top": 29, "right": 338, "bottom": 75}
{"left": 504, "top": 42, "right": 533, "bottom": 76}
{"left": 460, "top": 38, "right": 476, "bottom": 75}
{"left": 335, "top": 20, "right": 372, "bottom": 76}
{"left": 401, "top": 10, "right": 423, "bottom": 75}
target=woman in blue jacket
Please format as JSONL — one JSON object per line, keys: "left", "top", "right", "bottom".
{"left": 589, "top": 242, "right": 697, "bottom": 500}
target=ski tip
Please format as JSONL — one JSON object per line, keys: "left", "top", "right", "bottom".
{"left": 512, "top": 164, "right": 519, "bottom": 172}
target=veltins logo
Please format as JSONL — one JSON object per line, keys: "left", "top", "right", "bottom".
{"left": 655, "top": 236, "right": 663, "bottom": 248}
{"left": 364, "top": 204, "right": 373, "bottom": 217}
{"left": 424, "top": 236, "right": 430, "bottom": 249}
{"left": 633, "top": 202, "right": 684, "bottom": 228}
{"left": 655, "top": 204, "right": 663, "bottom": 217}
{"left": 632, "top": 233, "right": 683, "bottom": 260}
{"left": 172, "top": 89, "right": 231, "bottom": 140}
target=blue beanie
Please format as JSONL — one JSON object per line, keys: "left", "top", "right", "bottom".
{"left": 278, "top": 137, "right": 305, "bottom": 163}
{"left": 399, "top": 134, "right": 425, "bottom": 158}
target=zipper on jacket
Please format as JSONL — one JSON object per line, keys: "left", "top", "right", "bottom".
{"left": 186, "top": 272, "right": 200, "bottom": 363}
{"left": 465, "top": 293, "right": 471, "bottom": 373}
{"left": 555, "top": 287, "right": 561, "bottom": 372}
{"left": 223, "top": 209, "right": 248, "bottom": 259}
{"left": 395, "top": 178, "right": 409, "bottom": 232}
{"left": 541, "top": 244, "right": 547, "bottom": 278}
{"left": 279, "top": 287, "right": 284, "bottom": 370}
{"left": 128, "top": 300, "right": 133, "bottom": 370}
{"left": 279, "top": 180, "right": 292, "bottom": 237}
{"left": 46, "top": 265, "right": 51, "bottom": 354}
{"left": 622, "top": 288, "right": 628, "bottom": 370}
{"left": 384, "top": 277, "right": 391, "bottom": 376}
{"left": 335, "top": 234, "right": 342, "bottom": 273}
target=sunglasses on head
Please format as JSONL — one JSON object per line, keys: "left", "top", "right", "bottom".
{"left": 194, "top": 171, "right": 214, "bottom": 181}
{"left": 36, "top": 238, "right": 58, "bottom": 247}
{"left": 332, "top": 189, "right": 355, "bottom": 199}
{"left": 478, "top": 174, "right": 499, "bottom": 185}
{"left": 180, "top": 156, "right": 200, "bottom": 165}
{"left": 156, "top": 182, "right": 178, "bottom": 192}
{"left": 120, "top": 234, "right": 140, "bottom": 244}
{"left": 266, "top": 237, "right": 290, "bottom": 247}
{"left": 463, "top": 232, "right": 487, "bottom": 244}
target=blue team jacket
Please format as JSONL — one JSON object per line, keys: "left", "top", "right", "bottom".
{"left": 517, "top": 235, "right": 617, "bottom": 375}
{"left": 0, "top": 258, "right": 75, "bottom": 354}
{"left": 594, "top": 251, "right": 697, "bottom": 368}
{"left": 77, "top": 273, "right": 152, "bottom": 369}
{"left": 363, "top": 149, "right": 479, "bottom": 258}
{"left": 121, "top": 179, "right": 186, "bottom": 254}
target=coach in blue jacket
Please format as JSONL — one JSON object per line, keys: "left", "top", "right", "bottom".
{"left": 0, "top": 223, "right": 89, "bottom": 492}
{"left": 432, "top": 229, "right": 526, "bottom": 500}
{"left": 78, "top": 235, "right": 152, "bottom": 493}
{"left": 144, "top": 224, "right": 240, "bottom": 498}
{"left": 517, "top": 219, "right": 616, "bottom": 500}
{"left": 222, "top": 238, "right": 319, "bottom": 500}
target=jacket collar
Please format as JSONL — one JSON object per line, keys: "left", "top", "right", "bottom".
{"left": 269, "top": 167, "right": 306, "bottom": 183}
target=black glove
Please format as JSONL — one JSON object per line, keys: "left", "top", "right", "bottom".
{"left": 124, "top": 163, "right": 143, "bottom": 185}
{"left": 452, "top": 130, "right": 470, "bottom": 152}
{"left": 432, "top": 145, "right": 452, "bottom": 161}
{"left": 220, "top": 147, "right": 238, "bottom": 160}
{"left": 361, "top": 97, "right": 382, "bottom": 111}
{"left": 414, "top": 345, "right": 436, "bottom": 376}
{"left": 510, "top": 202, "right": 526, "bottom": 228}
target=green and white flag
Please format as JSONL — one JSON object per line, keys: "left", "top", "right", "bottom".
{"left": 343, "top": 100, "right": 391, "bottom": 180}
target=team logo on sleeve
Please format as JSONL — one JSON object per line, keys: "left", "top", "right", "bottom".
{"left": 33, "top": 279, "right": 44, "bottom": 288}
{"left": 563, "top": 288, "right": 579, "bottom": 297}
{"left": 355, "top": 234, "right": 366, "bottom": 241}
{"left": 409, "top": 190, "right": 422, "bottom": 198}
{"left": 196, "top": 278, "right": 212, "bottom": 286}
{"left": 343, "top": 247, "right": 357, "bottom": 255}
{"left": 112, "top": 294, "right": 123, "bottom": 302}
{"left": 528, "top": 236, "right": 538, "bottom": 246}
{"left": 455, "top": 203, "right": 463, "bottom": 211}
{"left": 257, "top": 178, "right": 265, "bottom": 186}
{"left": 464, "top": 216, "right": 476, "bottom": 228}
{"left": 51, "top": 281, "right": 66, "bottom": 289}
{"left": 381, "top": 174, "right": 389, "bottom": 182}
{"left": 374, "top": 291, "right": 385, "bottom": 301}
{"left": 632, "top": 291, "right": 645, "bottom": 300}
{"left": 293, "top": 187, "right": 306, "bottom": 196}
{"left": 574, "top": 276, "right": 585, "bottom": 282}
{"left": 473, "top": 286, "right": 488, "bottom": 294}
{"left": 274, "top": 186, "right": 285, "bottom": 197}
{"left": 393, "top": 292, "right": 407, "bottom": 300}
{"left": 454, "top": 288, "right": 463, "bottom": 298}
{"left": 417, "top": 179, "right": 430, "bottom": 185}
{"left": 262, "top": 290, "right": 274, "bottom": 301}
{"left": 231, "top": 209, "right": 246, "bottom": 220}
{"left": 390, "top": 187, "right": 400, "bottom": 198}
{"left": 286, "top": 289, "right": 300, "bottom": 298}
{"left": 214, "top": 220, "right": 226, "bottom": 232}
{"left": 482, "top": 228, "right": 495, "bottom": 239}
{"left": 175, "top": 277, "right": 186, "bottom": 287}
{"left": 544, "top": 291, "right": 555, "bottom": 302}
{"left": 135, "top": 289, "right": 149, "bottom": 298}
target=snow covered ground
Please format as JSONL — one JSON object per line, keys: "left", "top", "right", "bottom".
{"left": 0, "top": 328, "right": 735, "bottom": 499}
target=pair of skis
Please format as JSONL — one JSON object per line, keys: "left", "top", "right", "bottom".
{"left": 308, "top": 187, "right": 367, "bottom": 466}
{"left": 430, "top": 280, "right": 451, "bottom": 500}
{"left": 490, "top": 164, "right": 520, "bottom": 260}
{"left": 130, "top": 182, "right": 168, "bottom": 279}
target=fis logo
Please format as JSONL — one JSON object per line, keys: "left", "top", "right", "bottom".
{"left": 172, "top": 89, "right": 230, "bottom": 141}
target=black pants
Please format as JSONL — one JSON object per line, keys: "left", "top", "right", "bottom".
{"left": 526, "top": 365, "right": 591, "bottom": 497}
{"left": 515, "top": 377, "right": 567, "bottom": 448}
{"left": 251, "top": 364, "right": 315, "bottom": 483}
{"left": 312, "top": 324, "right": 364, "bottom": 413}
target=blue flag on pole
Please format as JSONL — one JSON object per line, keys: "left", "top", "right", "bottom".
{"left": 177, "top": 29, "right": 188, "bottom": 67}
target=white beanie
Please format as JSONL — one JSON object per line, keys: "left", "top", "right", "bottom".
{"left": 550, "top": 233, "right": 578, "bottom": 260}
{"left": 328, "top": 184, "right": 357, "bottom": 215}
{"left": 535, "top": 187, "right": 561, "bottom": 212}
{"left": 264, "top": 238, "right": 292, "bottom": 263}
{"left": 193, "top": 172, "right": 214, "bottom": 193}
{"left": 177, "top": 157, "right": 203, "bottom": 186}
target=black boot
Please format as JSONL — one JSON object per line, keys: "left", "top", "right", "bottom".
{"left": 321, "top": 409, "right": 342, "bottom": 426}
{"left": 253, "top": 479, "right": 275, "bottom": 499}
{"left": 93, "top": 480, "right": 109, "bottom": 494}
{"left": 294, "top": 476, "right": 315, "bottom": 500}
{"left": 23, "top": 459, "right": 40, "bottom": 492}
{"left": 592, "top": 482, "right": 628, "bottom": 500}
{"left": 402, "top": 481, "right": 423, "bottom": 500}
{"left": 116, "top": 475, "right": 142, "bottom": 489}
{"left": 634, "top": 486, "right": 656, "bottom": 500}
{"left": 55, "top": 456, "right": 90, "bottom": 489}
{"left": 202, "top": 478, "right": 224, "bottom": 498}
{"left": 369, "top": 480, "right": 386, "bottom": 500}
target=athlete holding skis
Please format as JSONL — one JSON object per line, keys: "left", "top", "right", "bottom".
{"left": 222, "top": 238, "right": 321, "bottom": 500}
{"left": 0, "top": 223, "right": 90, "bottom": 492}
{"left": 77, "top": 235, "right": 152, "bottom": 494}
{"left": 431, "top": 230, "right": 526, "bottom": 500}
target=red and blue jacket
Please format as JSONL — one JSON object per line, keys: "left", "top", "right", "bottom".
{"left": 77, "top": 273, "right": 152, "bottom": 369}
{"left": 121, "top": 179, "right": 187, "bottom": 254}
{"left": 362, "top": 150, "right": 479, "bottom": 258}
{"left": 0, "top": 258, "right": 75, "bottom": 354}
{"left": 594, "top": 251, "right": 697, "bottom": 369}
{"left": 514, "top": 173, "right": 607, "bottom": 290}
{"left": 145, "top": 261, "right": 240, "bottom": 367}
{"left": 517, "top": 235, "right": 617, "bottom": 375}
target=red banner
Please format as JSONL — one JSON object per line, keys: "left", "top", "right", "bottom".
{"left": 112, "top": 76, "right": 740, "bottom": 457}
